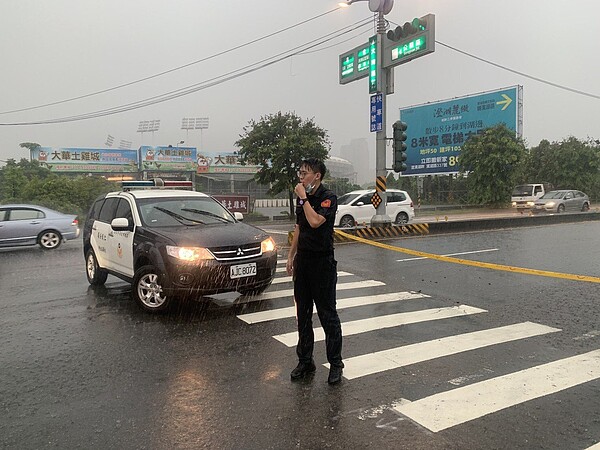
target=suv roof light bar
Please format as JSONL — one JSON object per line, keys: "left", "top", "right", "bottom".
{"left": 121, "top": 179, "right": 194, "bottom": 191}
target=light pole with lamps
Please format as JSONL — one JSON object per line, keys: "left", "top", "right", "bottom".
{"left": 137, "top": 119, "right": 161, "bottom": 147}
{"left": 181, "top": 117, "right": 209, "bottom": 150}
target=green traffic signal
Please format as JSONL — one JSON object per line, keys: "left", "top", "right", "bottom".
{"left": 387, "top": 16, "right": 427, "bottom": 42}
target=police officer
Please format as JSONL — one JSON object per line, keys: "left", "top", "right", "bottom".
{"left": 286, "top": 158, "right": 343, "bottom": 385}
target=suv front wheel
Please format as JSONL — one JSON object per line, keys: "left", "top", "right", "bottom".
{"left": 132, "top": 265, "right": 172, "bottom": 313}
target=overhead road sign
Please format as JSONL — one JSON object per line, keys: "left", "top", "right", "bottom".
{"left": 339, "top": 41, "right": 371, "bottom": 85}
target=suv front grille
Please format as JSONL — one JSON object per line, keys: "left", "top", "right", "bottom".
{"left": 209, "top": 244, "right": 261, "bottom": 261}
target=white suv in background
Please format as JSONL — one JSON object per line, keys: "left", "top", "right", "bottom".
{"left": 335, "top": 189, "right": 415, "bottom": 227}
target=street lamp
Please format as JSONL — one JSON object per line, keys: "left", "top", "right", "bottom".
{"left": 338, "top": 0, "right": 393, "bottom": 14}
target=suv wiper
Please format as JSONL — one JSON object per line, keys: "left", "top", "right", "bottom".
{"left": 181, "top": 208, "right": 232, "bottom": 223}
{"left": 153, "top": 206, "right": 205, "bottom": 225}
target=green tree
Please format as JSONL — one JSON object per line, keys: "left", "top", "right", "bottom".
{"left": 0, "top": 159, "right": 53, "bottom": 202}
{"left": 19, "top": 142, "right": 41, "bottom": 151}
{"left": 236, "top": 112, "right": 330, "bottom": 218}
{"left": 523, "top": 137, "right": 600, "bottom": 199}
{"left": 0, "top": 161, "right": 28, "bottom": 201}
{"left": 458, "top": 124, "right": 526, "bottom": 206}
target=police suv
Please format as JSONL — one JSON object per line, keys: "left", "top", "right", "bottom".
{"left": 83, "top": 180, "right": 277, "bottom": 313}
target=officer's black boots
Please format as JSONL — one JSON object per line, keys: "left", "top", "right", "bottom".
{"left": 290, "top": 361, "right": 316, "bottom": 380}
{"left": 327, "top": 366, "right": 343, "bottom": 385}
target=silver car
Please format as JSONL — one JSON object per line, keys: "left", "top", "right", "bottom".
{"left": 0, "top": 204, "right": 80, "bottom": 250}
{"left": 532, "top": 190, "right": 590, "bottom": 213}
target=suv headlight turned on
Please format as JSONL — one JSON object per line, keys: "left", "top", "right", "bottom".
{"left": 82, "top": 180, "right": 277, "bottom": 313}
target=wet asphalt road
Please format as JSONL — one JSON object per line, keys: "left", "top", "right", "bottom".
{"left": 1, "top": 220, "right": 600, "bottom": 449}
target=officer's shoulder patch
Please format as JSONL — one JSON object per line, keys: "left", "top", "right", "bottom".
{"left": 321, "top": 199, "right": 331, "bottom": 208}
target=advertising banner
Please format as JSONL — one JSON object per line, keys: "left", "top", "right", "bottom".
{"left": 31, "top": 148, "right": 139, "bottom": 173}
{"left": 196, "top": 152, "right": 259, "bottom": 175}
{"left": 140, "top": 146, "right": 197, "bottom": 172}
{"left": 400, "top": 86, "right": 522, "bottom": 176}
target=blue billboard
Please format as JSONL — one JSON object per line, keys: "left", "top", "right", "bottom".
{"left": 399, "top": 86, "right": 522, "bottom": 176}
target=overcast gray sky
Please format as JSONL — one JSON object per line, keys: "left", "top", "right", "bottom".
{"left": 1, "top": 0, "right": 598, "bottom": 166}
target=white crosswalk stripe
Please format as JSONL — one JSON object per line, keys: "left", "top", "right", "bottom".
{"left": 272, "top": 305, "right": 486, "bottom": 347}
{"left": 271, "top": 271, "right": 353, "bottom": 284}
{"left": 253, "top": 279, "right": 385, "bottom": 301}
{"left": 394, "top": 349, "right": 600, "bottom": 432}
{"left": 242, "top": 266, "right": 599, "bottom": 437}
{"left": 237, "top": 291, "right": 430, "bottom": 324}
{"left": 339, "top": 322, "right": 561, "bottom": 379}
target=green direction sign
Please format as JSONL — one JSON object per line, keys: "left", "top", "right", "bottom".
{"left": 339, "top": 42, "right": 370, "bottom": 85}
{"left": 357, "top": 46, "right": 369, "bottom": 73}
{"left": 368, "top": 36, "right": 378, "bottom": 94}
{"left": 391, "top": 36, "right": 426, "bottom": 62}
{"left": 341, "top": 54, "right": 355, "bottom": 79}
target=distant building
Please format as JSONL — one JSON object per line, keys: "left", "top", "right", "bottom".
{"left": 326, "top": 156, "right": 356, "bottom": 184}
{"left": 338, "top": 138, "right": 371, "bottom": 185}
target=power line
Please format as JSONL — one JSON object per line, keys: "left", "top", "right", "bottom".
{"left": 436, "top": 41, "right": 600, "bottom": 100}
{"left": 0, "top": 18, "right": 373, "bottom": 126}
{"left": 386, "top": 20, "right": 599, "bottom": 101}
{"left": 297, "top": 28, "right": 372, "bottom": 55}
{"left": 0, "top": 7, "right": 344, "bottom": 116}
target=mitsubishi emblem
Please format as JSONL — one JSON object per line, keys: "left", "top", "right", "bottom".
{"left": 236, "top": 247, "right": 244, "bottom": 256}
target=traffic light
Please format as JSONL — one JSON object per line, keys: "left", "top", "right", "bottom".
{"left": 386, "top": 16, "right": 428, "bottom": 42}
{"left": 392, "top": 120, "right": 408, "bottom": 173}
{"left": 382, "top": 13, "right": 435, "bottom": 68}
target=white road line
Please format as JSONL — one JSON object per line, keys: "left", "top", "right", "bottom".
{"left": 273, "top": 305, "right": 486, "bottom": 347}
{"left": 237, "top": 291, "right": 430, "bottom": 324}
{"left": 340, "top": 322, "right": 561, "bottom": 380}
{"left": 277, "top": 259, "right": 286, "bottom": 265}
{"left": 396, "top": 248, "right": 499, "bottom": 262}
{"left": 394, "top": 349, "right": 600, "bottom": 432}
{"left": 271, "top": 271, "right": 353, "bottom": 284}
{"left": 585, "top": 443, "right": 600, "bottom": 450}
{"left": 256, "top": 280, "right": 385, "bottom": 301}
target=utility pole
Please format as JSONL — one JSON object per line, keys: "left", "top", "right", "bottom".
{"left": 338, "top": 0, "right": 435, "bottom": 226}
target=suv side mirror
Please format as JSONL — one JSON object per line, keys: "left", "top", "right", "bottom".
{"left": 234, "top": 212, "right": 244, "bottom": 221}
{"left": 356, "top": 202, "right": 364, "bottom": 206}
{"left": 111, "top": 217, "right": 132, "bottom": 231}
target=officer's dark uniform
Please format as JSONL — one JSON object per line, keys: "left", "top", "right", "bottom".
{"left": 294, "top": 184, "right": 343, "bottom": 369}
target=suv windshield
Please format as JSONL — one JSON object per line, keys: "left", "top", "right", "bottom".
{"left": 137, "top": 197, "right": 235, "bottom": 227}
{"left": 338, "top": 193, "right": 361, "bottom": 205}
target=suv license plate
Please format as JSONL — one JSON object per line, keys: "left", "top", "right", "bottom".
{"left": 230, "top": 263, "right": 257, "bottom": 279}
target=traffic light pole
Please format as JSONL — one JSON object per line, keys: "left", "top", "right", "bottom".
{"left": 372, "top": 15, "right": 392, "bottom": 227}
{"left": 338, "top": 3, "right": 434, "bottom": 227}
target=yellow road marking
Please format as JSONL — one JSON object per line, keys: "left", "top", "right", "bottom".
{"left": 335, "top": 229, "right": 600, "bottom": 284}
